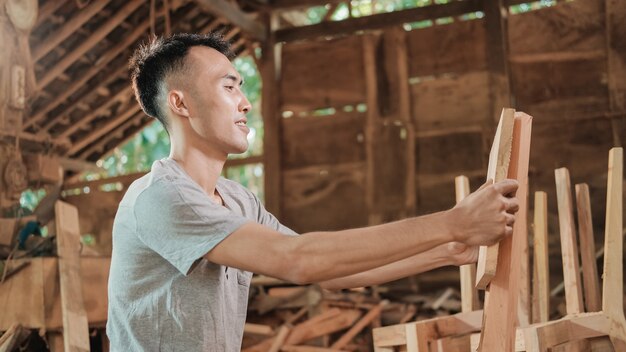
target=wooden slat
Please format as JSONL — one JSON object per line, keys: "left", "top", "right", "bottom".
{"left": 194, "top": 0, "right": 266, "bottom": 41}
{"left": 67, "top": 104, "right": 142, "bottom": 155}
{"left": 77, "top": 111, "right": 148, "bottom": 160}
{"left": 54, "top": 86, "right": 133, "bottom": 139}
{"left": 35, "top": 1, "right": 68, "bottom": 26}
{"left": 285, "top": 309, "right": 361, "bottom": 345}
{"left": 602, "top": 147, "right": 623, "bottom": 318}
{"left": 455, "top": 175, "right": 480, "bottom": 313}
{"left": 37, "top": 0, "right": 144, "bottom": 89}
{"left": 532, "top": 191, "right": 550, "bottom": 324}
{"left": 275, "top": 0, "right": 481, "bottom": 43}
{"left": 330, "top": 301, "right": 386, "bottom": 349}
{"left": 575, "top": 183, "right": 602, "bottom": 312}
{"left": 476, "top": 108, "right": 515, "bottom": 289}
{"left": 259, "top": 13, "right": 281, "bottom": 217}
{"left": 54, "top": 201, "right": 90, "bottom": 352}
{"left": 33, "top": 0, "right": 110, "bottom": 61}
{"left": 478, "top": 113, "right": 532, "bottom": 352}
{"left": 554, "top": 168, "right": 584, "bottom": 315}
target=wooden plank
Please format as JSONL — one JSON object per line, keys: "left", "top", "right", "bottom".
{"left": 455, "top": 176, "right": 480, "bottom": 313}
{"left": 194, "top": 0, "right": 265, "bottom": 41}
{"left": 37, "top": 0, "right": 144, "bottom": 89}
{"left": 285, "top": 309, "right": 361, "bottom": 345}
{"left": 532, "top": 191, "right": 550, "bottom": 324}
{"left": 281, "top": 112, "right": 365, "bottom": 169}
{"left": 267, "top": 325, "right": 290, "bottom": 352}
{"left": 33, "top": 0, "right": 110, "bottom": 61}
{"left": 508, "top": 0, "right": 604, "bottom": 56}
{"left": 55, "top": 201, "right": 90, "bottom": 352}
{"left": 476, "top": 108, "right": 515, "bottom": 289}
{"left": 0, "top": 259, "right": 46, "bottom": 329}
{"left": 575, "top": 183, "right": 602, "bottom": 312}
{"left": 602, "top": 147, "right": 623, "bottom": 318}
{"left": 478, "top": 113, "right": 532, "bottom": 352}
{"left": 554, "top": 168, "right": 584, "bottom": 315}
{"left": 330, "top": 301, "right": 386, "bottom": 349}
{"left": 258, "top": 13, "right": 281, "bottom": 218}
{"left": 275, "top": 1, "right": 481, "bottom": 43}
{"left": 410, "top": 71, "right": 490, "bottom": 131}
{"left": 280, "top": 36, "right": 366, "bottom": 112}
{"left": 406, "top": 19, "right": 486, "bottom": 77}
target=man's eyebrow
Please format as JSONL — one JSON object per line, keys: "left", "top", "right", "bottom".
{"left": 222, "top": 74, "right": 244, "bottom": 86}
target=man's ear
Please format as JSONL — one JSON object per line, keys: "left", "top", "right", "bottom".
{"left": 167, "top": 90, "right": 190, "bottom": 118}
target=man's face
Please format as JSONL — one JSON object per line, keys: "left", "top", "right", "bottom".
{"left": 176, "top": 46, "right": 252, "bottom": 156}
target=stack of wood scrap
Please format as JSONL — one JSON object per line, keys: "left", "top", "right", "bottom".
{"left": 242, "top": 277, "right": 469, "bottom": 351}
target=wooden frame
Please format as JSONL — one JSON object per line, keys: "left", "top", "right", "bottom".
{"left": 521, "top": 147, "right": 626, "bottom": 351}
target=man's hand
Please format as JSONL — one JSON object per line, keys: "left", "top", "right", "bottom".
{"left": 445, "top": 242, "right": 479, "bottom": 266}
{"left": 446, "top": 179, "right": 519, "bottom": 247}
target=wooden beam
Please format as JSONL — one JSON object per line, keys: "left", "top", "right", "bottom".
{"left": 476, "top": 108, "right": 515, "bottom": 289}
{"left": 54, "top": 201, "right": 90, "bottom": 352}
{"left": 478, "top": 113, "right": 532, "bottom": 352}
{"left": 35, "top": 1, "right": 68, "bottom": 26}
{"left": 532, "top": 191, "right": 550, "bottom": 324}
{"left": 575, "top": 183, "right": 602, "bottom": 313}
{"left": 194, "top": 0, "right": 266, "bottom": 41}
{"left": 25, "top": 3, "right": 193, "bottom": 130}
{"left": 67, "top": 103, "right": 142, "bottom": 156}
{"left": 602, "top": 147, "right": 623, "bottom": 319}
{"left": 33, "top": 0, "right": 110, "bottom": 61}
{"left": 554, "top": 167, "right": 584, "bottom": 315}
{"left": 39, "top": 65, "right": 126, "bottom": 132}
{"left": 259, "top": 13, "right": 281, "bottom": 216}
{"left": 55, "top": 86, "right": 133, "bottom": 140}
{"left": 270, "top": 0, "right": 344, "bottom": 11}
{"left": 330, "top": 301, "right": 386, "bottom": 349}
{"left": 455, "top": 175, "right": 480, "bottom": 313}
{"left": 275, "top": 1, "right": 481, "bottom": 42}
{"left": 37, "top": 0, "right": 144, "bottom": 89}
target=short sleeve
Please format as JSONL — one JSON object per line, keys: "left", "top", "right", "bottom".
{"left": 133, "top": 179, "right": 251, "bottom": 275}
{"left": 249, "top": 191, "right": 299, "bottom": 236}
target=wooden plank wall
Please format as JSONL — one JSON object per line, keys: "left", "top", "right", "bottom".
{"left": 277, "top": 0, "right": 625, "bottom": 244}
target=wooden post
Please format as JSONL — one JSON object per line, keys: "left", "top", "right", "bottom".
{"left": 532, "top": 191, "right": 550, "bottom": 324}
{"left": 602, "top": 148, "right": 623, "bottom": 319}
{"left": 476, "top": 108, "right": 515, "bottom": 289}
{"left": 260, "top": 12, "right": 282, "bottom": 216}
{"left": 478, "top": 113, "right": 532, "bottom": 352}
{"left": 554, "top": 168, "right": 584, "bottom": 315}
{"left": 455, "top": 176, "right": 480, "bottom": 312}
{"left": 55, "top": 201, "right": 90, "bottom": 352}
{"left": 575, "top": 183, "right": 602, "bottom": 313}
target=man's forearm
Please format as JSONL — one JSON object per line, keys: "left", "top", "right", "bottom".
{"left": 318, "top": 243, "right": 455, "bottom": 290}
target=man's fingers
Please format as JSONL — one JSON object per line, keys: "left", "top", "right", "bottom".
{"left": 504, "top": 225, "right": 514, "bottom": 237}
{"left": 505, "top": 213, "right": 516, "bottom": 226}
{"left": 494, "top": 179, "right": 519, "bottom": 196}
{"left": 505, "top": 197, "right": 520, "bottom": 214}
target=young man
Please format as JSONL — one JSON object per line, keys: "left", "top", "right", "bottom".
{"left": 107, "top": 33, "right": 519, "bottom": 351}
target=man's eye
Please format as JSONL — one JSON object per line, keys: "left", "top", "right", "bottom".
{"left": 225, "top": 86, "right": 234, "bottom": 90}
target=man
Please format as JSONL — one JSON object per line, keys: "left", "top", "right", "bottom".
{"left": 107, "top": 33, "right": 519, "bottom": 351}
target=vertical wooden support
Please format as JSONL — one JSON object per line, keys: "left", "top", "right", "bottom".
{"left": 476, "top": 108, "right": 515, "bottom": 289}
{"left": 54, "top": 201, "right": 90, "bottom": 352}
{"left": 363, "top": 34, "right": 381, "bottom": 225}
{"left": 554, "top": 168, "right": 584, "bottom": 315}
{"left": 602, "top": 148, "right": 623, "bottom": 319}
{"left": 479, "top": 113, "right": 532, "bottom": 352}
{"left": 260, "top": 13, "right": 282, "bottom": 216}
{"left": 455, "top": 176, "right": 480, "bottom": 313}
{"left": 575, "top": 183, "right": 602, "bottom": 313}
{"left": 532, "top": 191, "right": 550, "bottom": 324}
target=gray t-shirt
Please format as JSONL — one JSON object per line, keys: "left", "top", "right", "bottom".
{"left": 107, "top": 158, "right": 297, "bottom": 351}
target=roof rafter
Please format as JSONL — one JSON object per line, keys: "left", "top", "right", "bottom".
{"left": 275, "top": 0, "right": 482, "bottom": 42}
{"left": 194, "top": 0, "right": 266, "bottom": 41}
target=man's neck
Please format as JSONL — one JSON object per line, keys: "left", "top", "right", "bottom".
{"left": 169, "top": 144, "right": 226, "bottom": 200}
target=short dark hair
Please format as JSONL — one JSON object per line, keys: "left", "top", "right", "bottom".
{"left": 129, "top": 33, "right": 234, "bottom": 131}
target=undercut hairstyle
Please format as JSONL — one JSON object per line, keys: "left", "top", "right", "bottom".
{"left": 128, "top": 33, "right": 234, "bottom": 132}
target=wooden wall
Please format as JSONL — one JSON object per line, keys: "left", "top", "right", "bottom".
{"left": 276, "top": 0, "right": 625, "bottom": 243}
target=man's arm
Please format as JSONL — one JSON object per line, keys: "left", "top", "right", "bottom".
{"left": 318, "top": 242, "right": 476, "bottom": 290}
{"left": 205, "top": 179, "right": 518, "bottom": 285}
